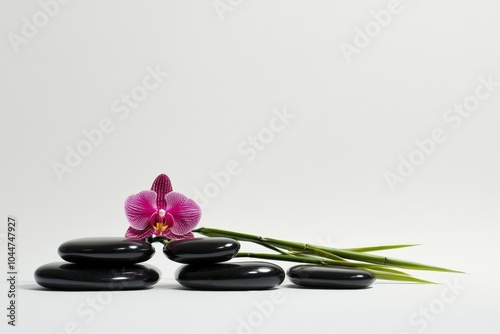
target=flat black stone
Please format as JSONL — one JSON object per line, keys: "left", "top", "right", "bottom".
{"left": 287, "top": 265, "right": 376, "bottom": 289}
{"left": 34, "top": 262, "right": 161, "bottom": 291}
{"left": 58, "top": 237, "right": 155, "bottom": 264}
{"left": 164, "top": 237, "right": 240, "bottom": 264}
{"left": 175, "top": 261, "right": 285, "bottom": 290}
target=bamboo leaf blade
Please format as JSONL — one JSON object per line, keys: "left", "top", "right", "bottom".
{"left": 345, "top": 244, "right": 421, "bottom": 252}
{"left": 367, "top": 270, "right": 436, "bottom": 284}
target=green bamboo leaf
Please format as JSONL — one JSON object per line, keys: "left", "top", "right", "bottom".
{"left": 360, "top": 265, "right": 412, "bottom": 276}
{"left": 304, "top": 244, "right": 461, "bottom": 273}
{"left": 383, "top": 258, "right": 464, "bottom": 273}
{"left": 345, "top": 244, "right": 421, "bottom": 252}
{"left": 367, "top": 270, "right": 436, "bottom": 284}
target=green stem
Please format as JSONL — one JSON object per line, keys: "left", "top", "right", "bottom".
{"left": 254, "top": 241, "right": 290, "bottom": 255}
{"left": 235, "top": 252, "right": 367, "bottom": 267}
{"left": 299, "top": 246, "right": 347, "bottom": 262}
{"left": 149, "top": 236, "right": 169, "bottom": 246}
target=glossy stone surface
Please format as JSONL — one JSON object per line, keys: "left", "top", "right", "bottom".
{"left": 34, "top": 262, "right": 161, "bottom": 290}
{"left": 164, "top": 237, "right": 240, "bottom": 264}
{"left": 287, "top": 265, "right": 376, "bottom": 289}
{"left": 58, "top": 237, "right": 155, "bottom": 264}
{"left": 175, "top": 261, "right": 285, "bottom": 290}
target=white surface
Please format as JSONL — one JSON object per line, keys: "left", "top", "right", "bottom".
{"left": 1, "top": 0, "right": 500, "bottom": 333}
{"left": 2, "top": 275, "right": 496, "bottom": 334}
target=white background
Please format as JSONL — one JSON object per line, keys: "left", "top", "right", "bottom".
{"left": 1, "top": 1, "right": 499, "bottom": 333}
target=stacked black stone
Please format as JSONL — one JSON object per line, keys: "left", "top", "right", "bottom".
{"left": 164, "top": 238, "right": 286, "bottom": 290}
{"left": 34, "top": 237, "right": 161, "bottom": 291}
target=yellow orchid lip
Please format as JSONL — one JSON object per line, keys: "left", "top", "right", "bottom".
{"left": 154, "top": 222, "right": 168, "bottom": 234}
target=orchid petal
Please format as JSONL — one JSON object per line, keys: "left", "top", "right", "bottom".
{"left": 125, "top": 226, "right": 154, "bottom": 239}
{"left": 164, "top": 192, "right": 201, "bottom": 235}
{"left": 151, "top": 174, "right": 173, "bottom": 209}
{"left": 164, "top": 230, "right": 195, "bottom": 240}
{"left": 125, "top": 190, "right": 157, "bottom": 230}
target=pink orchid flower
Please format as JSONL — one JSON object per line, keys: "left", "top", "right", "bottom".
{"left": 124, "top": 174, "right": 201, "bottom": 240}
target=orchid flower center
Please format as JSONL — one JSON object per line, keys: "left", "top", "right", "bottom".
{"left": 152, "top": 209, "right": 169, "bottom": 234}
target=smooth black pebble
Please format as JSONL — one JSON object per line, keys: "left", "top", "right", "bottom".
{"left": 58, "top": 237, "right": 155, "bottom": 264}
{"left": 164, "top": 237, "right": 240, "bottom": 264}
{"left": 287, "top": 265, "right": 375, "bottom": 289}
{"left": 34, "top": 262, "right": 161, "bottom": 291}
{"left": 175, "top": 261, "right": 285, "bottom": 290}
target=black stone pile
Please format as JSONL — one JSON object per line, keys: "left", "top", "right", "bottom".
{"left": 34, "top": 237, "right": 160, "bottom": 290}
{"left": 165, "top": 238, "right": 286, "bottom": 290}
{"left": 34, "top": 237, "right": 376, "bottom": 291}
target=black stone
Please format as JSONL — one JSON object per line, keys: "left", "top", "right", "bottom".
{"left": 34, "top": 262, "right": 161, "bottom": 291}
{"left": 58, "top": 237, "right": 155, "bottom": 264}
{"left": 175, "top": 261, "right": 285, "bottom": 290}
{"left": 287, "top": 265, "right": 376, "bottom": 289}
{"left": 164, "top": 237, "right": 240, "bottom": 264}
